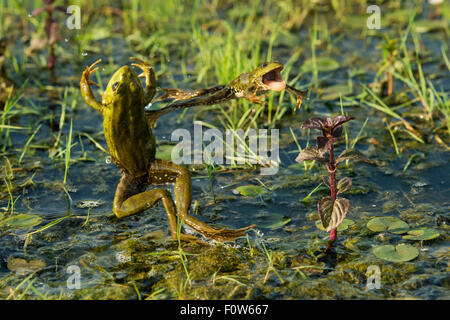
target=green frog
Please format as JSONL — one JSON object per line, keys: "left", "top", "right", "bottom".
{"left": 146, "top": 61, "right": 308, "bottom": 123}
{"left": 80, "top": 57, "right": 306, "bottom": 242}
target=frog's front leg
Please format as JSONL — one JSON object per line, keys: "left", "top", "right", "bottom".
{"left": 113, "top": 173, "right": 200, "bottom": 242}
{"left": 80, "top": 59, "right": 103, "bottom": 113}
{"left": 148, "top": 160, "right": 255, "bottom": 242}
{"left": 129, "top": 57, "right": 156, "bottom": 105}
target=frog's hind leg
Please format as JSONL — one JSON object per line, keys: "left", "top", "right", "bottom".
{"left": 148, "top": 160, "right": 255, "bottom": 242}
{"left": 113, "top": 174, "right": 201, "bottom": 243}
{"left": 153, "top": 85, "right": 226, "bottom": 103}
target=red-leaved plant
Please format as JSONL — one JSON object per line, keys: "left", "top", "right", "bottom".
{"left": 31, "top": 0, "right": 66, "bottom": 70}
{"left": 295, "top": 115, "right": 372, "bottom": 250}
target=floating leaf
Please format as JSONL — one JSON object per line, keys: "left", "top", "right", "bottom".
{"left": 318, "top": 197, "right": 349, "bottom": 231}
{"left": 234, "top": 185, "right": 268, "bottom": 197}
{"left": 7, "top": 258, "right": 46, "bottom": 276}
{"left": 301, "top": 57, "right": 340, "bottom": 73}
{"left": 0, "top": 214, "right": 43, "bottom": 230}
{"left": 260, "top": 214, "right": 291, "bottom": 230}
{"left": 402, "top": 228, "right": 440, "bottom": 241}
{"left": 316, "top": 218, "right": 354, "bottom": 232}
{"left": 295, "top": 146, "right": 328, "bottom": 164}
{"left": 373, "top": 244, "right": 419, "bottom": 262}
{"left": 337, "top": 177, "right": 352, "bottom": 194}
{"left": 335, "top": 148, "right": 374, "bottom": 165}
{"left": 367, "top": 216, "right": 409, "bottom": 234}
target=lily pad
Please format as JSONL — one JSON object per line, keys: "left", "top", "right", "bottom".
{"left": 402, "top": 228, "right": 440, "bottom": 241}
{"left": 373, "top": 244, "right": 419, "bottom": 262}
{"left": 301, "top": 57, "right": 340, "bottom": 73}
{"left": 367, "top": 216, "right": 409, "bottom": 234}
{"left": 0, "top": 214, "right": 43, "bottom": 231}
{"left": 316, "top": 218, "right": 355, "bottom": 232}
{"left": 234, "top": 185, "right": 268, "bottom": 197}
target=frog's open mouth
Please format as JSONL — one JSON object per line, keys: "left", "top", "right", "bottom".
{"left": 262, "top": 67, "right": 286, "bottom": 91}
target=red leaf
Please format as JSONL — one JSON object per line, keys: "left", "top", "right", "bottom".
{"left": 333, "top": 115, "right": 354, "bottom": 128}
{"left": 300, "top": 118, "right": 325, "bottom": 131}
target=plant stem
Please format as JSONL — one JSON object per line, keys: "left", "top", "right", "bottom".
{"left": 328, "top": 143, "right": 337, "bottom": 243}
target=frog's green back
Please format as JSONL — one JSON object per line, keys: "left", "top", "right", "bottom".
{"left": 102, "top": 66, "right": 156, "bottom": 177}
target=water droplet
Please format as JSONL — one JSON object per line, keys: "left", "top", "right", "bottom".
{"left": 27, "top": 13, "right": 32, "bottom": 18}
{"left": 64, "top": 38, "right": 69, "bottom": 42}
{"left": 82, "top": 51, "right": 88, "bottom": 57}
{"left": 105, "top": 157, "right": 112, "bottom": 164}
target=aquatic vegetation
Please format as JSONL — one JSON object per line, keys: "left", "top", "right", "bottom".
{"left": 372, "top": 243, "right": 419, "bottom": 263}
{"left": 7, "top": 258, "right": 46, "bottom": 276}
{"left": 0, "top": 213, "right": 42, "bottom": 231}
{"left": 316, "top": 218, "right": 355, "bottom": 232}
{"left": 0, "top": 0, "right": 448, "bottom": 301}
{"left": 366, "top": 216, "right": 409, "bottom": 234}
{"left": 295, "top": 115, "right": 373, "bottom": 249}
{"left": 234, "top": 185, "right": 269, "bottom": 197}
{"left": 402, "top": 228, "right": 440, "bottom": 241}
{"left": 29, "top": 0, "right": 67, "bottom": 70}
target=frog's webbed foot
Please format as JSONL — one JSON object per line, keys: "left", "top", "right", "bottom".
{"left": 286, "top": 85, "right": 309, "bottom": 111}
{"left": 129, "top": 57, "right": 156, "bottom": 104}
{"left": 245, "top": 94, "right": 264, "bottom": 105}
{"left": 80, "top": 59, "right": 103, "bottom": 112}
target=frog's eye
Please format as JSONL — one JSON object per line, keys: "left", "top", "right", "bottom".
{"left": 112, "top": 82, "right": 120, "bottom": 91}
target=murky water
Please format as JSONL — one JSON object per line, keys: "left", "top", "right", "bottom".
{"left": 0, "top": 2, "right": 448, "bottom": 299}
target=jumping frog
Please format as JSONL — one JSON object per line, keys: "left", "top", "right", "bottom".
{"left": 80, "top": 58, "right": 306, "bottom": 242}
{"left": 146, "top": 61, "right": 308, "bottom": 123}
